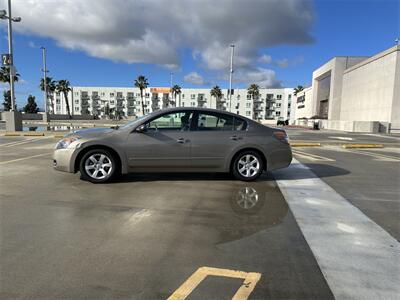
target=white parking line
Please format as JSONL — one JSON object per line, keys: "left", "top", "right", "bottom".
{"left": 328, "top": 136, "right": 353, "bottom": 141}
{"left": 292, "top": 149, "right": 335, "bottom": 161}
{"left": 0, "top": 153, "right": 52, "bottom": 165}
{"left": 273, "top": 160, "right": 400, "bottom": 300}
{"left": 0, "top": 138, "right": 38, "bottom": 147}
{"left": 0, "top": 136, "right": 53, "bottom": 148}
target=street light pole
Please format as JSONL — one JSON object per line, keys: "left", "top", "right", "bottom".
{"left": 170, "top": 72, "right": 173, "bottom": 107}
{"left": 7, "top": 0, "right": 15, "bottom": 111}
{"left": 228, "top": 44, "right": 235, "bottom": 112}
{"left": 41, "top": 47, "right": 48, "bottom": 113}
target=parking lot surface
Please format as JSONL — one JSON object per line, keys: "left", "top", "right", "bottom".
{"left": 0, "top": 136, "right": 333, "bottom": 299}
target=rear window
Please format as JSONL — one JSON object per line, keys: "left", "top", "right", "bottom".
{"left": 196, "top": 112, "right": 247, "bottom": 131}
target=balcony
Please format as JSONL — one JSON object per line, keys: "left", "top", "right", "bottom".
{"left": 128, "top": 101, "right": 135, "bottom": 107}
{"left": 253, "top": 106, "right": 263, "bottom": 112}
{"left": 152, "top": 105, "right": 160, "bottom": 110}
{"left": 92, "top": 101, "right": 100, "bottom": 108}
{"left": 81, "top": 101, "right": 90, "bottom": 107}
{"left": 253, "top": 98, "right": 263, "bottom": 103}
{"left": 216, "top": 98, "right": 226, "bottom": 103}
{"left": 197, "top": 98, "right": 207, "bottom": 103}
{"left": 266, "top": 97, "right": 276, "bottom": 103}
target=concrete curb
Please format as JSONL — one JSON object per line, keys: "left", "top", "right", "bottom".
{"left": 23, "top": 132, "right": 45, "bottom": 137}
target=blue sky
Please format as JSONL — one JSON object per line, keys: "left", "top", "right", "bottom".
{"left": 0, "top": 0, "right": 399, "bottom": 109}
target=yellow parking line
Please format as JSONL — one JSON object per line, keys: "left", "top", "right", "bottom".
{"left": 0, "top": 153, "right": 52, "bottom": 165}
{"left": 290, "top": 142, "right": 321, "bottom": 147}
{"left": 342, "top": 144, "right": 384, "bottom": 149}
{"left": 167, "top": 266, "right": 261, "bottom": 300}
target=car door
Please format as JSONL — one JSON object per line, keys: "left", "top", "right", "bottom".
{"left": 189, "top": 111, "right": 247, "bottom": 170}
{"left": 125, "top": 111, "right": 194, "bottom": 169}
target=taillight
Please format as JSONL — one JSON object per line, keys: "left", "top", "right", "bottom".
{"left": 273, "top": 131, "right": 289, "bottom": 143}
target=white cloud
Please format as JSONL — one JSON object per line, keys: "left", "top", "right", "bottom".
{"left": 258, "top": 55, "right": 272, "bottom": 64}
{"left": 184, "top": 72, "right": 205, "bottom": 85}
{"left": 233, "top": 68, "right": 282, "bottom": 88}
{"left": 275, "top": 58, "right": 290, "bottom": 68}
{"left": 9, "top": 0, "right": 314, "bottom": 71}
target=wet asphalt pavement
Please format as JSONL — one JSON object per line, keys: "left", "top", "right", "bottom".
{"left": 0, "top": 136, "right": 333, "bottom": 299}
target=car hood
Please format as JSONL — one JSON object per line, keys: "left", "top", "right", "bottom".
{"left": 72, "top": 127, "right": 115, "bottom": 138}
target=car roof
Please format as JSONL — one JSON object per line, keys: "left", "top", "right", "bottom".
{"left": 156, "top": 107, "right": 251, "bottom": 120}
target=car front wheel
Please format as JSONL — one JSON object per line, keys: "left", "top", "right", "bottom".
{"left": 232, "top": 151, "right": 264, "bottom": 181}
{"left": 79, "top": 149, "right": 117, "bottom": 183}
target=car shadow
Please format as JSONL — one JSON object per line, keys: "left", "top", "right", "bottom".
{"left": 272, "top": 163, "right": 350, "bottom": 180}
{"left": 107, "top": 163, "right": 349, "bottom": 183}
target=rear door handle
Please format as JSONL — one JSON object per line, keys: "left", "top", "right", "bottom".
{"left": 230, "top": 135, "right": 243, "bottom": 141}
{"left": 176, "top": 138, "right": 186, "bottom": 143}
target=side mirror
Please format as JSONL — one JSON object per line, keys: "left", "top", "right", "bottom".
{"left": 135, "top": 124, "right": 147, "bottom": 133}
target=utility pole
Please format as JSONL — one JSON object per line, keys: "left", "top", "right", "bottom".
{"left": 228, "top": 44, "right": 235, "bottom": 112}
{"left": 0, "top": 0, "right": 22, "bottom": 131}
{"left": 170, "top": 72, "right": 173, "bottom": 107}
{"left": 7, "top": 0, "right": 15, "bottom": 111}
{"left": 41, "top": 47, "right": 48, "bottom": 113}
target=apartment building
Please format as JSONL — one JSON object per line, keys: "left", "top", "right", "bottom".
{"left": 54, "top": 87, "right": 294, "bottom": 122}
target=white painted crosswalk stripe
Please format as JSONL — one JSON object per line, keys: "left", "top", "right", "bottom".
{"left": 274, "top": 160, "right": 400, "bottom": 300}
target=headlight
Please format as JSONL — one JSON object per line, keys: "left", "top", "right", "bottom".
{"left": 55, "top": 136, "right": 81, "bottom": 149}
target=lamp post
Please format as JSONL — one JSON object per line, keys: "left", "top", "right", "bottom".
{"left": 228, "top": 44, "right": 235, "bottom": 112}
{"left": 0, "top": 0, "right": 22, "bottom": 131}
{"left": 41, "top": 47, "right": 48, "bottom": 113}
{"left": 170, "top": 72, "right": 173, "bottom": 107}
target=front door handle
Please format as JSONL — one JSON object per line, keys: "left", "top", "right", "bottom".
{"left": 176, "top": 138, "right": 186, "bottom": 144}
{"left": 230, "top": 135, "right": 243, "bottom": 141}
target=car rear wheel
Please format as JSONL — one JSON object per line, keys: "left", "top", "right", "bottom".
{"left": 79, "top": 149, "right": 117, "bottom": 183}
{"left": 232, "top": 151, "right": 264, "bottom": 181}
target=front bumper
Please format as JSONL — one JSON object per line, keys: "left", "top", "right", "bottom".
{"left": 53, "top": 148, "right": 76, "bottom": 173}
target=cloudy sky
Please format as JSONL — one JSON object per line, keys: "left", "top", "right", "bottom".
{"left": 0, "top": 0, "right": 399, "bottom": 108}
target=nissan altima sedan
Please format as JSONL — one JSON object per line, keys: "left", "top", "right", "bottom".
{"left": 53, "top": 108, "right": 292, "bottom": 183}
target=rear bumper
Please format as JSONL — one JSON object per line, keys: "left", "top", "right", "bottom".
{"left": 53, "top": 148, "right": 76, "bottom": 173}
{"left": 266, "top": 146, "right": 292, "bottom": 171}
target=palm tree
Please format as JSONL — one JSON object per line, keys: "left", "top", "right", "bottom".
{"left": 40, "top": 77, "right": 57, "bottom": 113}
{"left": 210, "top": 85, "right": 222, "bottom": 109}
{"left": 293, "top": 85, "right": 304, "bottom": 96}
{"left": 247, "top": 83, "right": 260, "bottom": 100}
{"left": 171, "top": 84, "right": 181, "bottom": 107}
{"left": 134, "top": 75, "right": 149, "bottom": 115}
{"left": 0, "top": 66, "right": 19, "bottom": 83}
{"left": 56, "top": 79, "right": 72, "bottom": 118}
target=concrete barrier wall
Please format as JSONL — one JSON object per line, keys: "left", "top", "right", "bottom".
{"left": 318, "top": 120, "right": 381, "bottom": 133}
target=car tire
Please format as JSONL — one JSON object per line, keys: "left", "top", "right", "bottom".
{"left": 232, "top": 150, "right": 264, "bottom": 181}
{"left": 79, "top": 149, "right": 117, "bottom": 183}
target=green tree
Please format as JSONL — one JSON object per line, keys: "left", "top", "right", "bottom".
{"left": 210, "top": 85, "right": 222, "bottom": 108}
{"left": 0, "top": 66, "right": 19, "bottom": 83}
{"left": 103, "top": 103, "right": 110, "bottom": 119}
{"left": 40, "top": 77, "right": 57, "bottom": 113}
{"left": 56, "top": 79, "right": 72, "bottom": 118}
{"left": 171, "top": 84, "right": 181, "bottom": 107}
{"left": 134, "top": 75, "right": 149, "bottom": 115}
{"left": 2, "top": 90, "right": 11, "bottom": 111}
{"left": 23, "top": 95, "right": 39, "bottom": 113}
{"left": 247, "top": 83, "right": 260, "bottom": 100}
{"left": 293, "top": 85, "right": 304, "bottom": 96}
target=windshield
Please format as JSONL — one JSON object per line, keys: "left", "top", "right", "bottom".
{"left": 119, "top": 114, "right": 149, "bottom": 129}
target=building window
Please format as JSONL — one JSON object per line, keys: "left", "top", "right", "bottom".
{"left": 237, "top": 95, "right": 241, "bottom": 100}
{"left": 276, "top": 111, "right": 281, "bottom": 116}
{"left": 288, "top": 94, "right": 292, "bottom": 100}
{"left": 74, "top": 107, "right": 79, "bottom": 112}
{"left": 110, "top": 100, "right": 115, "bottom": 105}
{"left": 266, "top": 94, "right": 273, "bottom": 100}
{"left": 191, "top": 94, "right": 195, "bottom": 99}
{"left": 75, "top": 92, "right": 79, "bottom": 96}
{"left": 56, "top": 105, "right": 61, "bottom": 111}
{"left": 56, "top": 99, "right": 61, "bottom": 104}
{"left": 277, "top": 94, "right": 282, "bottom": 100}
{"left": 247, "top": 94, "right": 251, "bottom": 100}
{"left": 101, "top": 92, "right": 105, "bottom": 97}
{"left": 276, "top": 103, "right": 281, "bottom": 108}
{"left": 110, "top": 93, "right": 115, "bottom": 97}
{"left": 182, "top": 94, "right": 185, "bottom": 99}
{"left": 182, "top": 102, "right": 185, "bottom": 107}
{"left": 246, "top": 111, "right": 251, "bottom": 116}
{"left": 145, "top": 93, "right": 150, "bottom": 98}
{"left": 246, "top": 103, "right": 251, "bottom": 108}
{"left": 74, "top": 100, "right": 79, "bottom": 104}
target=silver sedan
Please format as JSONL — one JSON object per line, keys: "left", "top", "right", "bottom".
{"left": 53, "top": 108, "right": 292, "bottom": 183}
